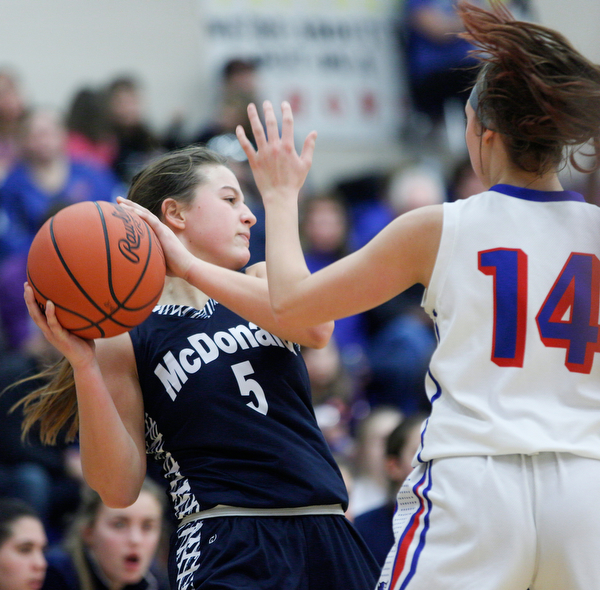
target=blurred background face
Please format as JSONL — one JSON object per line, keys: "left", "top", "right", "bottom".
{"left": 303, "top": 341, "right": 341, "bottom": 393}
{"left": 302, "top": 198, "right": 347, "bottom": 253}
{"left": 386, "top": 167, "right": 445, "bottom": 216}
{"left": 387, "top": 422, "right": 423, "bottom": 487}
{"left": 22, "top": 110, "right": 66, "bottom": 164}
{"left": 0, "top": 516, "right": 47, "bottom": 590}
{"left": 109, "top": 87, "right": 143, "bottom": 127}
{"left": 358, "top": 409, "right": 403, "bottom": 483}
{"left": 453, "top": 164, "right": 485, "bottom": 201}
{"left": 0, "top": 73, "right": 25, "bottom": 124}
{"left": 83, "top": 491, "right": 162, "bottom": 589}
{"left": 226, "top": 69, "right": 257, "bottom": 95}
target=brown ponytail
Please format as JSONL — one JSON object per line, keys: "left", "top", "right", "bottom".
{"left": 458, "top": 1, "right": 600, "bottom": 174}
{"left": 12, "top": 357, "right": 79, "bottom": 444}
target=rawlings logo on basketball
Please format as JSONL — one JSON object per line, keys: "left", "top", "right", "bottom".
{"left": 112, "top": 208, "right": 144, "bottom": 264}
{"left": 27, "top": 200, "right": 165, "bottom": 339}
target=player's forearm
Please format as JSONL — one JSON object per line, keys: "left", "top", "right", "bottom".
{"left": 186, "top": 257, "right": 332, "bottom": 348}
{"left": 263, "top": 196, "right": 319, "bottom": 322}
{"left": 73, "top": 362, "right": 145, "bottom": 507}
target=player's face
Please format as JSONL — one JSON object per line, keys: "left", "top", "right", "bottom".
{"left": 183, "top": 164, "right": 257, "bottom": 270}
{"left": 0, "top": 517, "right": 47, "bottom": 590}
{"left": 83, "top": 491, "right": 162, "bottom": 588}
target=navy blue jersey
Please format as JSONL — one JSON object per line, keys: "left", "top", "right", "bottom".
{"left": 129, "top": 300, "right": 348, "bottom": 519}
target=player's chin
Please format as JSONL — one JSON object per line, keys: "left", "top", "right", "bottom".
{"left": 230, "top": 248, "right": 252, "bottom": 270}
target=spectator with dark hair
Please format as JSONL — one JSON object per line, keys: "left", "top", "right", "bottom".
{"left": 191, "top": 57, "right": 260, "bottom": 149}
{"left": 106, "top": 75, "right": 163, "bottom": 185}
{"left": 0, "top": 498, "right": 47, "bottom": 590}
{"left": 187, "top": 58, "right": 267, "bottom": 264}
{"left": 221, "top": 58, "right": 258, "bottom": 94}
{"left": 353, "top": 413, "right": 427, "bottom": 566}
{"left": 349, "top": 406, "right": 404, "bottom": 518}
{"left": 65, "top": 87, "right": 117, "bottom": 170}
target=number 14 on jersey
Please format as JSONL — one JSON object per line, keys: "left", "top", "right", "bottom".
{"left": 479, "top": 249, "right": 600, "bottom": 374}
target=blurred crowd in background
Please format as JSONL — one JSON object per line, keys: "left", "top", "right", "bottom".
{"left": 0, "top": 1, "right": 598, "bottom": 589}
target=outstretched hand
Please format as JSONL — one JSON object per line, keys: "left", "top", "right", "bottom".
{"left": 236, "top": 100, "right": 317, "bottom": 205}
{"left": 116, "top": 197, "right": 195, "bottom": 281}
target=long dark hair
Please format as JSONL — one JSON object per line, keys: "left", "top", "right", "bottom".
{"left": 459, "top": 1, "right": 600, "bottom": 174}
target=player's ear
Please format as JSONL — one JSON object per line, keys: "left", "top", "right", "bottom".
{"left": 162, "top": 198, "right": 186, "bottom": 230}
{"left": 482, "top": 127, "right": 496, "bottom": 145}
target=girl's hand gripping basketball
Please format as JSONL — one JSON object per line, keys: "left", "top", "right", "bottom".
{"left": 116, "top": 197, "right": 195, "bottom": 281}
{"left": 236, "top": 100, "right": 317, "bottom": 206}
{"left": 24, "top": 283, "right": 96, "bottom": 369}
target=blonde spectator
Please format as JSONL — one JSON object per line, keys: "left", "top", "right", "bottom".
{"left": 42, "top": 480, "right": 169, "bottom": 590}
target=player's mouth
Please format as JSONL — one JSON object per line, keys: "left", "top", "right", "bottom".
{"left": 123, "top": 553, "right": 142, "bottom": 571}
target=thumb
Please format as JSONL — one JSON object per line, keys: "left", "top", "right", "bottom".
{"left": 300, "top": 130, "right": 317, "bottom": 166}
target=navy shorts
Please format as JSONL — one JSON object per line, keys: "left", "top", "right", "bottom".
{"left": 168, "top": 513, "right": 380, "bottom": 589}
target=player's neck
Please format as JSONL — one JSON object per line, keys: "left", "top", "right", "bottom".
{"left": 486, "top": 147, "right": 563, "bottom": 192}
{"left": 158, "top": 276, "right": 210, "bottom": 310}
{"left": 493, "top": 167, "right": 563, "bottom": 192}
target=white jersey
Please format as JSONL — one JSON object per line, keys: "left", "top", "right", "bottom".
{"left": 420, "top": 184, "right": 600, "bottom": 461}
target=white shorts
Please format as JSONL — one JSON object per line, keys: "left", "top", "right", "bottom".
{"left": 377, "top": 453, "right": 600, "bottom": 590}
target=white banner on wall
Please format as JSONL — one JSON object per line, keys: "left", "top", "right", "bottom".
{"left": 197, "top": 0, "right": 405, "bottom": 142}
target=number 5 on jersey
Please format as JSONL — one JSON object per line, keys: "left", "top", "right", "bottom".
{"left": 479, "top": 249, "right": 600, "bottom": 374}
{"left": 231, "top": 361, "right": 269, "bottom": 415}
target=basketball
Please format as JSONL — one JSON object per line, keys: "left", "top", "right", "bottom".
{"left": 27, "top": 200, "right": 166, "bottom": 339}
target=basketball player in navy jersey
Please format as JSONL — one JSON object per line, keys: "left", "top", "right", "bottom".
{"left": 237, "top": 3, "right": 600, "bottom": 589}
{"left": 21, "top": 145, "right": 379, "bottom": 589}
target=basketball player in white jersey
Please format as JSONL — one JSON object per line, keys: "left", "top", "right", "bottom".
{"left": 237, "top": 2, "right": 600, "bottom": 588}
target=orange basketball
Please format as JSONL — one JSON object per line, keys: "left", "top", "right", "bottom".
{"left": 27, "top": 200, "right": 166, "bottom": 339}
